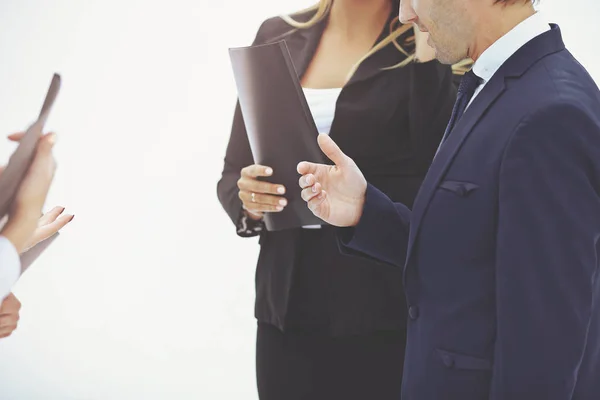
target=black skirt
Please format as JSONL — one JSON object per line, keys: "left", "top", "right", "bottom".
{"left": 256, "top": 322, "right": 405, "bottom": 400}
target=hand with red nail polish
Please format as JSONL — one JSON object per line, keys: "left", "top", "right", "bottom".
{"left": 0, "top": 132, "right": 69, "bottom": 254}
{"left": 23, "top": 206, "right": 74, "bottom": 252}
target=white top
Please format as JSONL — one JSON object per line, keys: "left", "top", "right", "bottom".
{"left": 468, "top": 11, "right": 550, "bottom": 108}
{"left": 303, "top": 87, "right": 342, "bottom": 135}
{"left": 302, "top": 87, "right": 342, "bottom": 229}
{"left": 0, "top": 236, "right": 21, "bottom": 301}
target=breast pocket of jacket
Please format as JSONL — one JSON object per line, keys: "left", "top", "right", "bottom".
{"left": 437, "top": 180, "right": 480, "bottom": 197}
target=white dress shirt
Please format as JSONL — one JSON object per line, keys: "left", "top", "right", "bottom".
{"left": 468, "top": 12, "right": 550, "bottom": 108}
{"left": 303, "top": 87, "right": 342, "bottom": 135}
{"left": 0, "top": 236, "right": 21, "bottom": 300}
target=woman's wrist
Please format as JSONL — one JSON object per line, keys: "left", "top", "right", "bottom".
{"left": 0, "top": 215, "right": 37, "bottom": 254}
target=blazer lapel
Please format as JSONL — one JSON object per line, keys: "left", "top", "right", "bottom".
{"left": 404, "top": 76, "right": 506, "bottom": 272}
{"left": 346, "top": 17, "right": 412, "bottom": 87}
{"left": 265, "top": 20, "right": 326, "bottom": 81}
{"left": 403, "top": 24, "right": 567, "bottom": 274}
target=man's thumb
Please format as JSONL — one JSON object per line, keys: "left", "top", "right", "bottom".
{"left": 317, "top": 134, "right": 348, "bottom": 167}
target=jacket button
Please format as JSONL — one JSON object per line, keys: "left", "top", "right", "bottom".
{"left": 408, "top": 305, "right": 420, "bottom": 320}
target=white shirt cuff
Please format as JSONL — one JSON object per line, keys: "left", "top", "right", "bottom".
{"left": 0, "top": 236, "right": 21, "bottom": 300}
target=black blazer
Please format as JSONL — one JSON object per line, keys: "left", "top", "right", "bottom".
{"left": 217, "top": 9, "right": 458, "bottom": 336}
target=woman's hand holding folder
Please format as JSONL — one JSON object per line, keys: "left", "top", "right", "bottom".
{"left": 238, "top": 164, "right": 288, "bottom": 220}
{"left": 0, "top": 132, "right": 68, "bottom": 254}
{"left": 5, "top": 132, "right": 74, "bottom": 253}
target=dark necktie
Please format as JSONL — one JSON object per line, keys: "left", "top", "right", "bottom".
{"left": 439, "top": 70, "right": 482, "bottom": 146}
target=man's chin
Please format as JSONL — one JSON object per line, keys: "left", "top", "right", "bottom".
{"left": 427, "top": 35, "right": 434, "bottom": 48}
{"left": 435, "top": 51, "right": 460, "bottom": 65}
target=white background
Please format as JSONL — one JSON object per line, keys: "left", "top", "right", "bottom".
{"left": 0, "top": 1, "right": 598, "bottom": 399}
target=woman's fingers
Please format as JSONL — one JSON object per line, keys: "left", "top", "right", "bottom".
{"left": 237, "top": 176, "right": 285, "bottom": 196}
{"left": 38, "top": 206, "right": 65, "bottom": 226}
{"left": 241, "top": 164, "right": 273, "bottom": 179}
{"left": 239, "top": 191, "right": 286, "bottom": 212}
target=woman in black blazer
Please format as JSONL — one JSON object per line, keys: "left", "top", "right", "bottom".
{"left": 218, "top": 0, "right": 467, "bottom": 398}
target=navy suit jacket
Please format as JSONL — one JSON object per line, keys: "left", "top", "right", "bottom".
{"left": 341, "top": 25, "right": 600, "bottom": 399}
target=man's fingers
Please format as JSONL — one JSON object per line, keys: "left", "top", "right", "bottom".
{"left": 301, "top": 182, "right": 322, "bottom": 202}
{"left": 317, "top": 134, "right": 348, "bottom": 167}
{"left": 307, "top": 190, "right": 328, "bottom": 216}
{"left": 298, "top": 174, "right": 316, "bottom": 189}
{"left": 241, "top": 164, "right": 273, "bottom": 178}
{"left": 297, "top": 161, "right": 322, "bottom": 176}
{"left": 297, "top": 149, "right": 335, "bottom": 176}
{"left": 38, "top": 206, "right": 66, "bottom": 226}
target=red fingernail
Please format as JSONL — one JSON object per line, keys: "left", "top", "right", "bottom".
{"left": 69, "top": 215, "right": 75, "bottom": 222}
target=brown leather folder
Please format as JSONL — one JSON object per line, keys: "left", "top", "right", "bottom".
{"left": 229, "top": 41, "right": 325, "bottom": 231}
{"left": 0, "top": 74, "right": 61, "bottom": 269}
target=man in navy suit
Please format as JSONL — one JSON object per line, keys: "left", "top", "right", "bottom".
{"left": 297, "top": 0, "right": 600, "bottom": 398}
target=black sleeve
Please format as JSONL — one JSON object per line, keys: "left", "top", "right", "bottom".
{"left": 216, "top": 20, "right": 277, "bottom": 237}
{"left": 407, "top": 60, "right": 458, "bottom": 173}
{"left": 217, "top": 100, "right": 265, "bottom": 237}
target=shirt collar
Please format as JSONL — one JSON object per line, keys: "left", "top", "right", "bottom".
{"left": 473, "top": 12, "right": 550, "bottom": 84}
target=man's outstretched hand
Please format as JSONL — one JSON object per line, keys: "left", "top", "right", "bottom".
{"left": 297, "top": 134, "right": 367, "bottom": 227}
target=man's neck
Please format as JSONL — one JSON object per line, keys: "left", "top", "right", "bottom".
{"left": 327, "top": 0, "right": 392, "bottom": 41}
{"left": 469, "top": 4, "right": 536, "bottom": 61}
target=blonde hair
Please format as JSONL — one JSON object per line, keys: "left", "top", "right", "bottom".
{"left": 280, "top": 1, "right": 473, "bottom": 79}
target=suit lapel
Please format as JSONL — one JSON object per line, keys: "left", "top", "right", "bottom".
{"left": 404, "top": 76, "right": 506, "bottom": 269}
{"left": 403, "top": 24, "right": 566, "bottom": 273}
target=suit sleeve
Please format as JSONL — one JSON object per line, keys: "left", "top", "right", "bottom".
{"left": 216, "top": 21, "right": 273, "bottom": 237}
{"left": 491, "top": 103, "right": 600, "bottom": 399}
{"left": 337, "top": 183, "right": 412, "bottom": 268}
{"left": 407, "top": 60, "right": 458, "bottom": 172}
